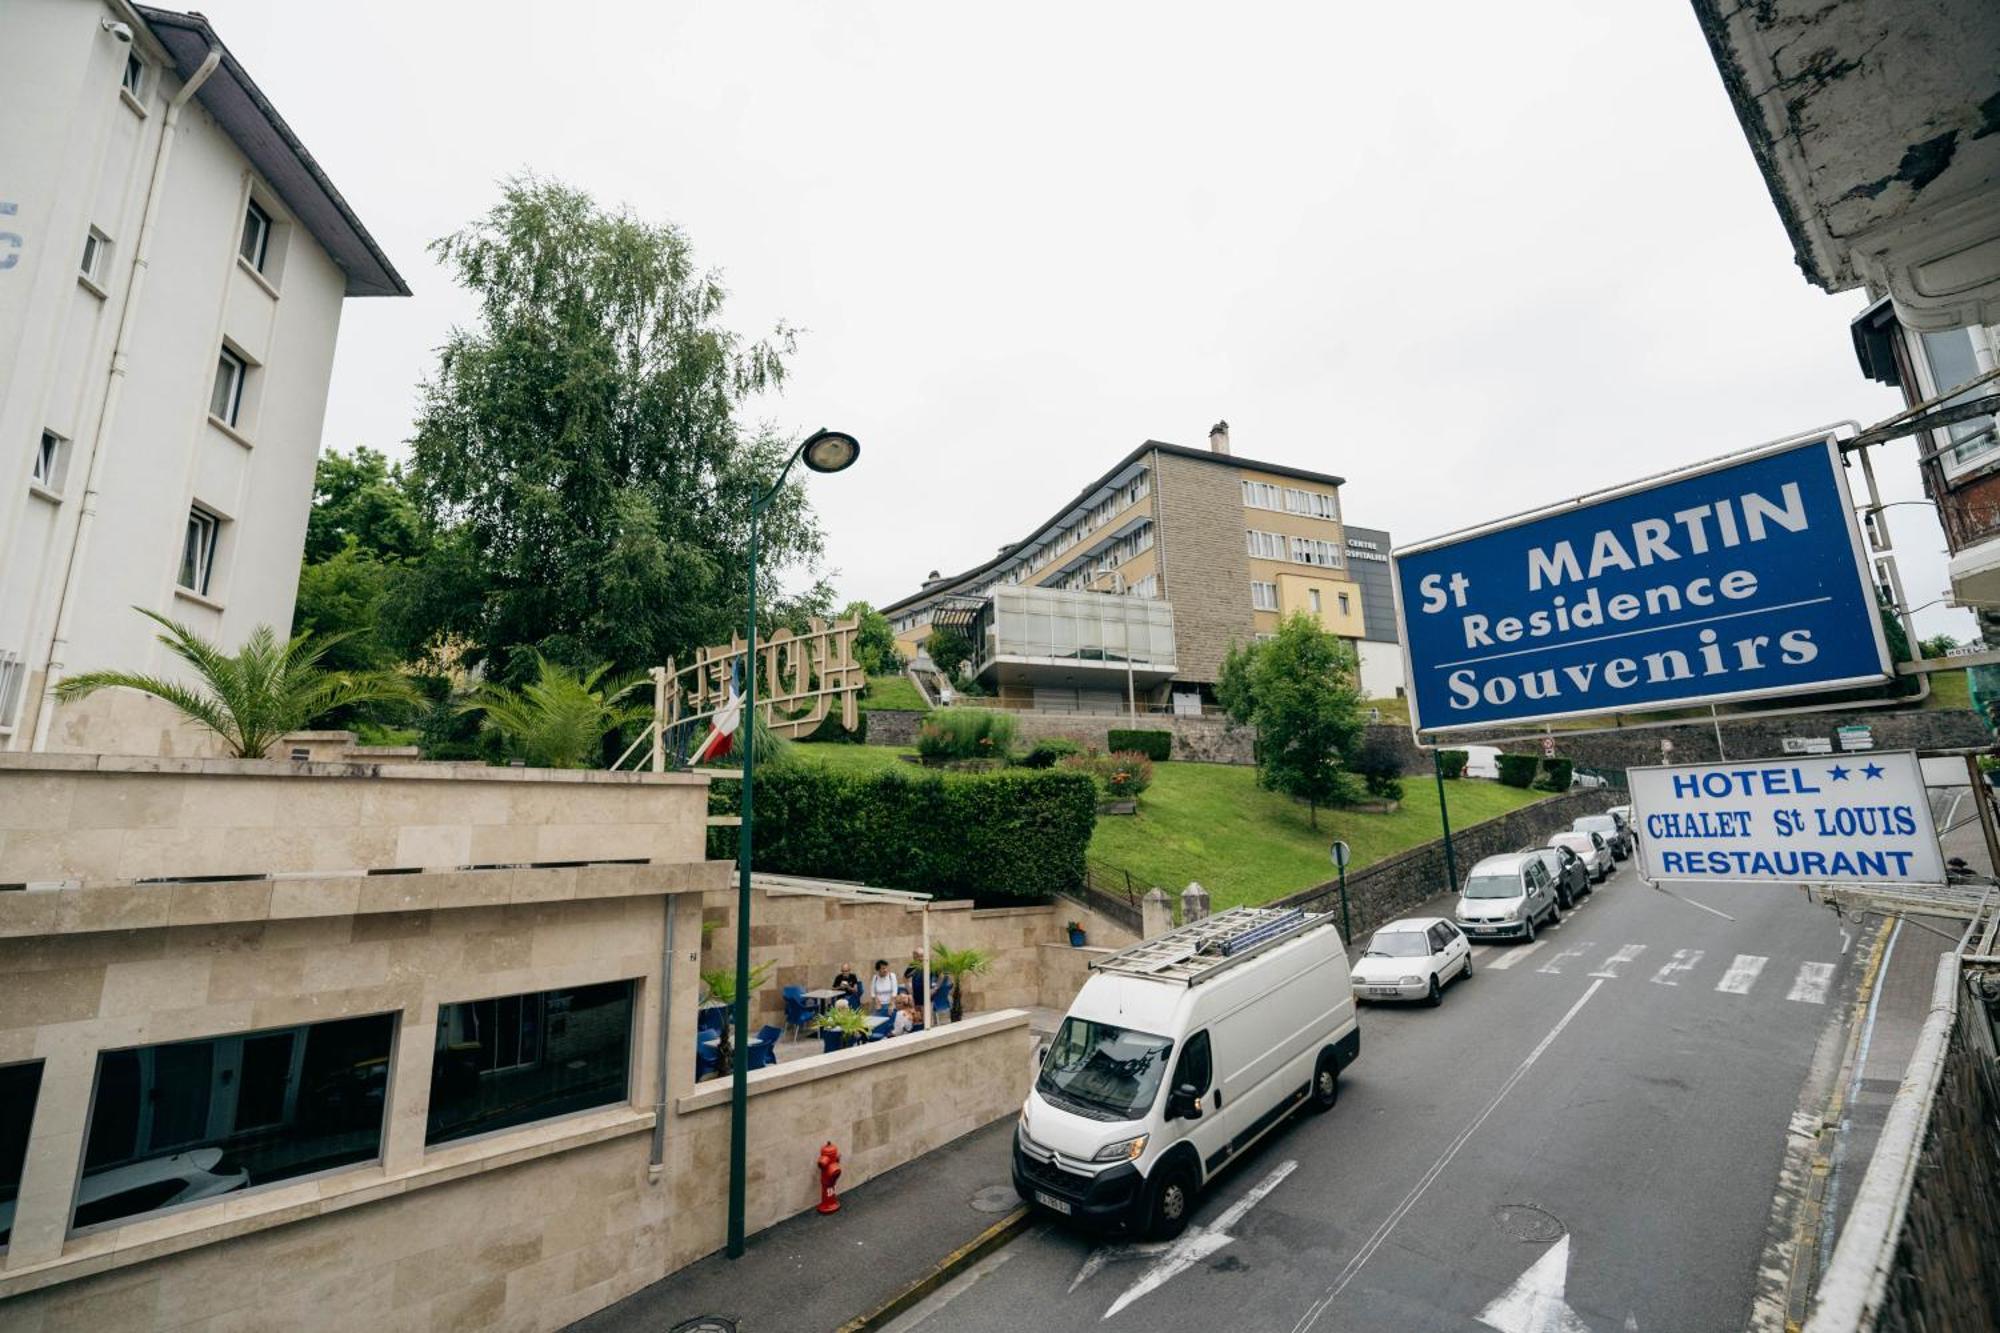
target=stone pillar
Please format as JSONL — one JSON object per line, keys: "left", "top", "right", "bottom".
{"left": 1181, "top": 881, "right": 1211, "bottom": 923}
{"left": 1141, "top": 888, "right": 1173, "bottom": 939}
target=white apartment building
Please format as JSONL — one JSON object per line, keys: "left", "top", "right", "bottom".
{"left": 0, "top": 2, "right": 407, "bottom": 755}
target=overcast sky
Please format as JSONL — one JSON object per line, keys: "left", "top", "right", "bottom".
{"left": 195, "top": 0, "right": 1972, "bottom": 641}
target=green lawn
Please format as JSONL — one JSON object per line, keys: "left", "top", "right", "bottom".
{"left": 786, "top": 744, "right": 1549, "bottom": 911}
{"left": 860, "top": 674, "right": 929, "bottom": 712}
{"left": 1922, "top": 669, "right": 1970, "bottom": 710}
{"left": 1088, "top": 763, "right": 1548, "bottom": 911}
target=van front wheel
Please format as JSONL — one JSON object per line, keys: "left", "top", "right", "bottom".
{"left": 1310, "top": 1049, "right": 1340, "bottom": 1111}
{"left": 1144, "top": 1161, "right": 1198, "bottom": 1241}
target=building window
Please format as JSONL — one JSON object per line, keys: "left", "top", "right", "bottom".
{"left": 179, "top": 506, "right": 221, "bottom": 596}
{"left": 1283, "top": 487, "right": 1339, "bottom": 520}
{"left": 1246, "top": 529, "right": 1286, "bottom": 560}
{"left": 239, "top": 200, "right": 271, "bottom": 272}
{"left": 32, "top": 430, "right": 66, "bottom": 491}
{"left": 75, "top": 1014, "right": 395, "bottom": 1232}
{"left": 1131, "top": 574, "right": 1159, "bottom": 599}
{"left": 0, "top": 650, "right": 25, "bottom": 733}
{"left": 1251, "top": 581, "right": 1278, "bottom": 610}
{"left": 1242, "top": 480, "right": 1283, "bottom": 510}
{"left": 1290, "top": 536, "right": 1343, "bottom": 568}
{"left": 1308, "top": 588, "right": 1322, "bottom": 613}
{"left": 0, "top": 1060, "right": 43, "bottom": 1248}
{"left": 209, "top": 348, "right": 246, "bottom": 426}
{"left": 1918, "top": 327, "right": 1999, "bottom": 476}
{"left": 1338, "top": 592, "right": 1351, "bottom": 615}
{"left": 428, "top": 980, "right": 635, "bottom": 1147}
{"left": 79, "top": 228, "right": 110, "bottom": 287}
{"left": 121, "top": 54, "right": 145, "bottom": 100}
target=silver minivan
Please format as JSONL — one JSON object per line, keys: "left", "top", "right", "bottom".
{"left": 1454, "top": 852, "right": 1562, "bottom": 942}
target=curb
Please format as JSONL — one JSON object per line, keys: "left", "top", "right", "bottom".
{"left": 836, "top": 1205, "right": 1033, "bottom": 1332}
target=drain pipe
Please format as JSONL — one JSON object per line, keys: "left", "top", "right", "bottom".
{"left": 30, "top": 39, "right": 222, "bottom": 750}
{"left": 650, "top": 892, "right": 679, "bottom": 1173}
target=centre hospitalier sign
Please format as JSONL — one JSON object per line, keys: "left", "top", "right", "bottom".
{"left": 1628, "top": 752, "right": 1944, "bottom": 888}
{"left": 1391, "top": 437, "right": 1890, "bottom": 733}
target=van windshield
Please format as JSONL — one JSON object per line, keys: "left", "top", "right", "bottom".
{"left": 1462, "top": 874, "right": 1523, "bottom": 900}
{"left": 1036, "top": 1018, "right": 1174, "bottom": 1121}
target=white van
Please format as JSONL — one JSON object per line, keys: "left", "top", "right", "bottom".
{"left": 1013, "top": 906, "right": 1358, "bottom": 1239}
{"left": 1461, "top": 745, "right": 1501, "bottom": 779}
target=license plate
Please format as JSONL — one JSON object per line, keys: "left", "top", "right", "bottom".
{"left": 1033, "top": 1190, "right": 1073, "bottom": 1215}
{"left": 1369, "top": 987, "right": 1400, "bottom": 997}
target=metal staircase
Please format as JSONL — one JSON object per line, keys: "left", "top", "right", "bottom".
{"left": 1089, "top": 907, "right": 1333, "bottom": 987}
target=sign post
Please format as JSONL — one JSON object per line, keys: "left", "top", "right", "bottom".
{"left": 1329, "top": 840, "right": 1352, "bottom": 942}
{"left": 1393, "top": 436, "right": 1890, "bottom": 737}
{"left": 1628, "top": 751, "right": 1944, "bottom": 889}
{"left": 1433, "top": 751, "right": 1459, "bottom": 898}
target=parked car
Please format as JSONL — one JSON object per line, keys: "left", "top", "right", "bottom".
{"left": 1549, "top": 829, "right": 1614, "bottom": 883}
{"left": 1350, "top": 917, "right": 1473, "bottom": 1006}
{"left": 1455, "top": 851, "right": 1562, "bottom": 942}
{"left": 1573, "top": 813, "right": 1632, "bottom": 861}
{"left": 1522, "top": 844, "right": 1588, "bottom": 909}
{"left": 1606, "top": 804, "right": 1635, "bottom": 850}
{"left": 1014, "top": 906, "right": 1357, "bottom": 1240}
{"left": 1571, "top": 770, "right": 1609, "bottom": 790}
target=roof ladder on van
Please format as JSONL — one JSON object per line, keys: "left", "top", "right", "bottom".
{"left": 1089, "top": 906, "right": 1332, "bottom": 987}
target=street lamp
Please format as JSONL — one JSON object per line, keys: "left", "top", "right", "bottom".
{"left": 728, "top": 427, "right": 859, "bottom": 1259}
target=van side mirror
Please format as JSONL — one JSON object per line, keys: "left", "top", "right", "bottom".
{"left": 1167, "top": 1083, "right": 1203, "bottom": 1121}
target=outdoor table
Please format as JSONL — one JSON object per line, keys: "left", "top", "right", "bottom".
{"left": 801, "top": 987, "right": 842, "bottom": 1014}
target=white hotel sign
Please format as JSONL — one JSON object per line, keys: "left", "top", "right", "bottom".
{"left": 1630, "top": 751, "right": 1944, "bottom": 888}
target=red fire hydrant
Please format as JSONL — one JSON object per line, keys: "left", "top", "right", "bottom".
{"left": 816, "top": 1141, "right": 843, "bottom": 1214}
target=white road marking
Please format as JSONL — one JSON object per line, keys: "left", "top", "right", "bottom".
{"left": 1716, "top": 954, "right": 1768, "bottom": 994}
{"left": 1475, "top": 1233, "right": 1592, "bottom": 1333}
{"left": 1648, "top": 883, "right": 1736, "bottom": 921}
{"left": 1839, "top": 929, "right": 1853, "bottom": 956}
{"left": 1469, "top": 946, "right": 1495, "bottom": 961}
{"left": 1588, "top": 944, "right": 1646, "bottom": 979}
{"left": 1786, "top": 962, "right": 1835, "bottom": 1005}
{"left": 1486, "top": 939, "right": 1548, "bottom": 971}
{"left": 1078, "top": 1159, "right": 1297, "bottom": 1320}
{"left": 1536, "top": 943, "right": 1592, "bottom": 975}
{"left": 1649, "top": 948, "right": 1704, "bottom": 986}
{"left": 1290, "top": 980, "right": 1606, "bottom": 1333}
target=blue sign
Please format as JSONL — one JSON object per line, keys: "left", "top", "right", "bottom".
{"left": 1393, "top": 437, "right": 1890, "bottom": 733}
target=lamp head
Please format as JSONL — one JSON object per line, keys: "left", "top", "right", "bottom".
{"left": 801, "top": 428, "right": 860, "bottom": 474}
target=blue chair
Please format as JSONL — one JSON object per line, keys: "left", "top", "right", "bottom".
{"left": 698, "top": 1004, "right": 727, "bottom": 1035}
{"left": 747, "top": 1040, "right": 774, "bottom": 1071}
{"left": 695, "top": 1040, "right": 720, "bottom": 1079}
{"left": 782, "top": 987, "right": 812, "bottom": 1040}
{"left": 755, "top": 1025, "right": 782, "bottom": 1064}
{"left": 931, "top": 977, "right": 953, "bottom": 1020}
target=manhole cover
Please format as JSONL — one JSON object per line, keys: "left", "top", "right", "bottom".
{"left": 971, "top": 1184, "right": 1018, "bottom": 1214}
{"left": 1492, "top": 1203, "right": 1565, "bottom": 1243}
{"left": 669, "top": 1321, "right": 736, "bottom": 1333}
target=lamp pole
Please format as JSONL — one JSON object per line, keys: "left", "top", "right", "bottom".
{"left": 727, "top": 428, "right": 859, "bottom": 1260}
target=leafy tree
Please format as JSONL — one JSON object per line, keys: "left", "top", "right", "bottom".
{"left": 406, "top": 176, "right": 823, "bottom": 682}
{"left": 1919, "top": 632, "right": 1961, "bottom": 660}
{"left": 54, "top": 609, "right": 417, "bottom": 758}
{"left": 1217, "top": 615, "right": 1368, "bottom": 827}
{"left": 303, "top": 446, "right": 426, "bottom": 565}
{"left": 293, "top": 544, "right": 401, "bottom": 676}
{"left": 924, "top": 625, "right": 975, "bottom": 678}
{"left": 456, "top": 652, "right": 650, "bottom": 768}
{"left": 840, "top": 600, "right": 903, "bottom": 676}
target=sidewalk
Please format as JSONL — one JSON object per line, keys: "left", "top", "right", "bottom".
{"left": 569, "top": 1115, "right": 1023, "bottom": 1333}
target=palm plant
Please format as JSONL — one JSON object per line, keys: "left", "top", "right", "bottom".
{"left": 457, "top": 652, "right": 650, "bottom": 768}
{"left": 929, "top": 944, "right": 993, "bottom": 1022}
{"left": 698, "top": 961, "right": 775, "bottom": 1005}
{"left": 53, "top": 608, "right": 417, "bottom": 758}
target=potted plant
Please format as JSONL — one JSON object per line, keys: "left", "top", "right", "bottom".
{"left": 1065, "top": 919, "right": 1088, "bottom": 948}
{"left": 699, "top": 961, "right": 774, "bottom": 1070}
{"left": 929, "top": 944, "right": 993, "bottom": 1023}
{"left": 811, "top": 1004, "right": 875, "bottom": 1052}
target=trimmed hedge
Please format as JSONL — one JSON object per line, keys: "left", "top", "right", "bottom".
{"left": 1436, "top": 749, "right": 1468, "bottom": 779}
{"left": 710, "top": 766, "right": 1097, "bottom": 899}
{"left": 1535, "top": 758, "right": 1574, "bottom": 792}
{"left": 1020, "top": 737, "right": 1084, "bottom": 769}
{"left": 1495, "top": 753, "right": 1540, "bottom": 788}
{"left": 1107, "top": 728, "right": 1172, "bottom": 762}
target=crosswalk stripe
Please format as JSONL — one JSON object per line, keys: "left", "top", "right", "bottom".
{"left": 1485, "top": 939, "right": 1547, "bottom": 971}
{"left": 1588, "top": 944, "right": 1646, "bottom": 979}
{"left": 1716, "top": 954, "right": 1768, "bottom": 994}
{"left": 1468, "top": 946, "right": 1495, "bottom": 961}
{"left": 1537, "top": 943, "right": 1593, "bottom": 975}
{"left": 1786, "top": 962, "right": 1835, "bottom": 1005}
{"left": 1650, "top": 948, "right": 1704, "bottom": 986}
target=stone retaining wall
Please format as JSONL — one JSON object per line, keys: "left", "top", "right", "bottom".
{"left": 1527, "top": 708, "right": 1989, "bottom": 771}
{"left": 1277, "top": 787, "right": 1621, "bottom": 938}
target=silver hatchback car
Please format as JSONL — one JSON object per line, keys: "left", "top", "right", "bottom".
{"left": 1454, "top": 852, "right": 1563, "bottom": 943}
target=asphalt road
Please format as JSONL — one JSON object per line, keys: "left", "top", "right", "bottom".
{"left": 889, "top": 857, "right": 1863, "bottom": 1333}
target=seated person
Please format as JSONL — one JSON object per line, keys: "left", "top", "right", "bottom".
{"left": 870, "top": 959, "right": 898, "bottom": 1011}
{"left": 890, "top": 994, "right": 918, "bottom": 1036}
{"left": 831, "top": 963, "right": 863, "bottom": 1009}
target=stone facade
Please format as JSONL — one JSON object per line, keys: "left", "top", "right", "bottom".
{"left": 1276, "top": 788, "right": 1622, "bottom": 939}
{"left": 0, "top": 756, "right": 1035, "bottom": 1333}
{"left": 1151, "top": 447, "right": 1256, "bottom": 685}
{"left": 1534, "top": 708, "right": 1990, "bottom": 771}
